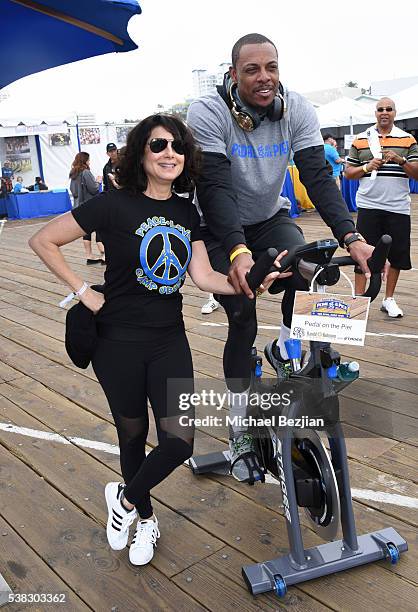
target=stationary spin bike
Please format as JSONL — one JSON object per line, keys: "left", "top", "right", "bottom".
{"left": 189, "top": 235, "right": 407, "bottom": 597}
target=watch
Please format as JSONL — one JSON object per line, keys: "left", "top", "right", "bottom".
{"left": 362, "top": 163, "right": 369, "bottom": 173}
{"left": 344, "top": 232, "right": 366, "bottom": 250}
{"left": 399, "top": 156, "right": 407, "bottom": 166}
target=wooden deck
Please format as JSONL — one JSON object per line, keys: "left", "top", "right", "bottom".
{"left": 0, "top": 205, "right": 417, "bottom": 611}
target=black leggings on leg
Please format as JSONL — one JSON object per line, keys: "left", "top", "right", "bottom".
{"left": 205, "top": 210, "right": 308, "bottom": 391}
{"left": 92, "top": 325, "right": 194, "bottom": 518}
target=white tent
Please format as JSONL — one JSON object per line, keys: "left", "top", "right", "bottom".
{"left": 315, "top": 96, "right": 375, "bottom": 130}
{"left": 391, "top": 84, "right": 418, "bottom": 120}
{"left": 0, "top": 111, "right": 135, "bottom": 189}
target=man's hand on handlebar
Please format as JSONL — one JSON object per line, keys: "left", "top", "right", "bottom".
{"left": 228, "top": 249, "right": 292, "bottom": 299}
{"left": 346, "top": 240, "right": 389, "bottom": 281}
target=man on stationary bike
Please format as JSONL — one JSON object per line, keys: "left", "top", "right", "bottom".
{"left": 187, "top": 33, "right": 374, "bottom": 483}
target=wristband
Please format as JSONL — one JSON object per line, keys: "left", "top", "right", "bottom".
{"left": 59, "top": 282, "right": 89, "bottom": 308}
{"left": 362, "top": 163, "right": 369, "bottom": 173}
{"left": 230, "top": 247, "right": 252, "bottom": 263}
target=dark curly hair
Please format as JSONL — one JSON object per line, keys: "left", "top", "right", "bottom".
{"left": 117, "top": 114, "right": 201, "bottom": 194}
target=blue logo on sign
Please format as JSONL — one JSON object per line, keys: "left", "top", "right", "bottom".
{"left": 140, "top": 226, "right": 191, "bottom": 286}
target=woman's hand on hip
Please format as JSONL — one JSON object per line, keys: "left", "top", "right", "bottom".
{"left": 80, "top": 288, "right": 105, "bottom": 314}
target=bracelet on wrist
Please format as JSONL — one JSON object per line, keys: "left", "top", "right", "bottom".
{"left": 59, "top": 282, "right": 89, "bottom": 308}
{"left": 230, "top": 247, "right": 252, "bottom": 263}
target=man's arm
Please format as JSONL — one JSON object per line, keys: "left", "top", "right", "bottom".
{"left": 327, "top": 146, "right": 345, "bottom": 166}
{"left": 187, "top": 97, "right": 255, "bottom": 294}
{"left": 195, "top": 152, "right": 245, "bottom": 254}
{"left": 293, "top": 145, "right": 355, "bottom": 242}
{"left": 382, "top": 149, "right": 418, "bottom": 180}
{"left": 345, "top": 158, "right": 383, "bottom": 179}
{"left": 402, "top": 160, "right": 418, "bottom": 180}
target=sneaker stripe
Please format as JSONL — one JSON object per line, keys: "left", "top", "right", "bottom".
{"left": 111, "top": 523, "right": 122, "bottom": 532}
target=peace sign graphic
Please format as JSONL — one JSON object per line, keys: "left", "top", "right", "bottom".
{"left": 140, "top": 226, "right": 191, "bottom": 286}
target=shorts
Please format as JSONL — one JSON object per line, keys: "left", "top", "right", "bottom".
{"left": 356, "top": 208, "right": 411, "bottom": 270}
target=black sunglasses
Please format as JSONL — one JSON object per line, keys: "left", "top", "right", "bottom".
{"left": 148, "top": 138, "right": 185, "bottom": 155}
{"left": 376, "top": 106, "right": 394, "bottom": 112}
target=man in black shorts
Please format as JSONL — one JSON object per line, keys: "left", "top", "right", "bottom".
{"left": 345, "top": 97, "right": 418, "bottom": 317}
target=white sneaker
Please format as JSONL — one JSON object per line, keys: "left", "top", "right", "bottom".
{"left": 201, "top": 297, "right": 220, "bottom": 314}
{"left": 105, "top": 482, "right": 137, "bottom": 550}
{"left": 381, "top": 297, "right": 403, "bottom": 318}
{"left": 129, "top": 516, "right": 160, "bottom": 566}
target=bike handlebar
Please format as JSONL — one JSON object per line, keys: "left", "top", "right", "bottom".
{"left": 234, "top": 235, "right": 392, "bottom": 323}
{"left": 246, "top": 247, "right": 279, "bottom": 290}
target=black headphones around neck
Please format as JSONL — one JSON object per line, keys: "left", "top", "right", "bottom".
{"left": 217, "top": 72, "right": 286, "bottom": 132}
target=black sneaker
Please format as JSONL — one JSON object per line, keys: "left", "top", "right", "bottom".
{"left": 264, "top": 339, "right": 292, "bottom": 380}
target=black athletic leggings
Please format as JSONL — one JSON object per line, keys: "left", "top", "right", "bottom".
{"left": 204, "top": 210, "right": 308, "bottom": 392}
{"left": 92, "top": 324, "right": 194, "bottom": 518}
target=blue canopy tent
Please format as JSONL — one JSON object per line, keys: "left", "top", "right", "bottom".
{"left": 0, "top": 0, "right": 141, "bottom": 89}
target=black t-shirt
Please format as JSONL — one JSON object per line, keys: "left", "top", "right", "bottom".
{"left": 72, "top": 189, "right": 201, "bottom": 328}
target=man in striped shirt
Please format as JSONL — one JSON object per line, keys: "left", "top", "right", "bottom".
{"left": 345, "top": 97, "right": 418, "bottom": 317}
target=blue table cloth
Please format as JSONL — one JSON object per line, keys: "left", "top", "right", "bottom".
{"left": 341, "top": 177, "right": 359, "bottom": 212}
{"left": 281, "top": 169, "right": 299, "bottom": 217}
{"left": 6, "top": 190, "right": 71, "bottom": 220}
{"left": 409, "top": 179, "right": 418, "bottom": 194}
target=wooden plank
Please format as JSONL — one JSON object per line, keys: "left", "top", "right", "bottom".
{"left": 339, "top": 396, "right": 418, "bottom": 446}
{"left": 173, "top": 544, "right": 418, "bottom": 612}
{"left": 172, "top": 546, "right": 331, "bottom": 611}
{"left": 340, "top": 378, "right": 418, "bottom": 418}
{"left": 0, "top": 289, "right": 66, "bottom": 324}
{"left": 0, "top": 447, "right": 207, "bottom": 612}
{"left": 0, "top": 385, "right": 225, "bottom": 578}
{"left": 0, "top": 196, "right": 417, "bottom": 608}
{"left": 361, "top": 441, "right": 418, "bottom": 483}
{"left": 0, "top": 516, "right": 89, "bottom": 611}
{"left": 0, "top": 306, "right": 64, "bottom": 341}
{"left": 0, "top": 338, "right": 107, "bottom": 416}
{"left": 0, "top": 361, "right": 24, "bottom": 384}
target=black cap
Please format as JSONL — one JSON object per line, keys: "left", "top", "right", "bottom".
{"left": 64, "top": 284, "right": 104, "bottom": 369}
{"left": 106, "top": 142, "right": 117, "bottom": 152}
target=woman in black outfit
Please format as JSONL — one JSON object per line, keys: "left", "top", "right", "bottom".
{"left": 29, "top": 114, "right": 289, "bottom": 566}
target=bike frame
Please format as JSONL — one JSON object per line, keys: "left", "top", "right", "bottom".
{"left": 190, "top": 237, "right": 407, "bottom": 596}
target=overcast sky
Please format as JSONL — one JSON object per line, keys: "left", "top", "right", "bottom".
{"left": 2, "top": 0, "right": 418, "bottom": 122}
